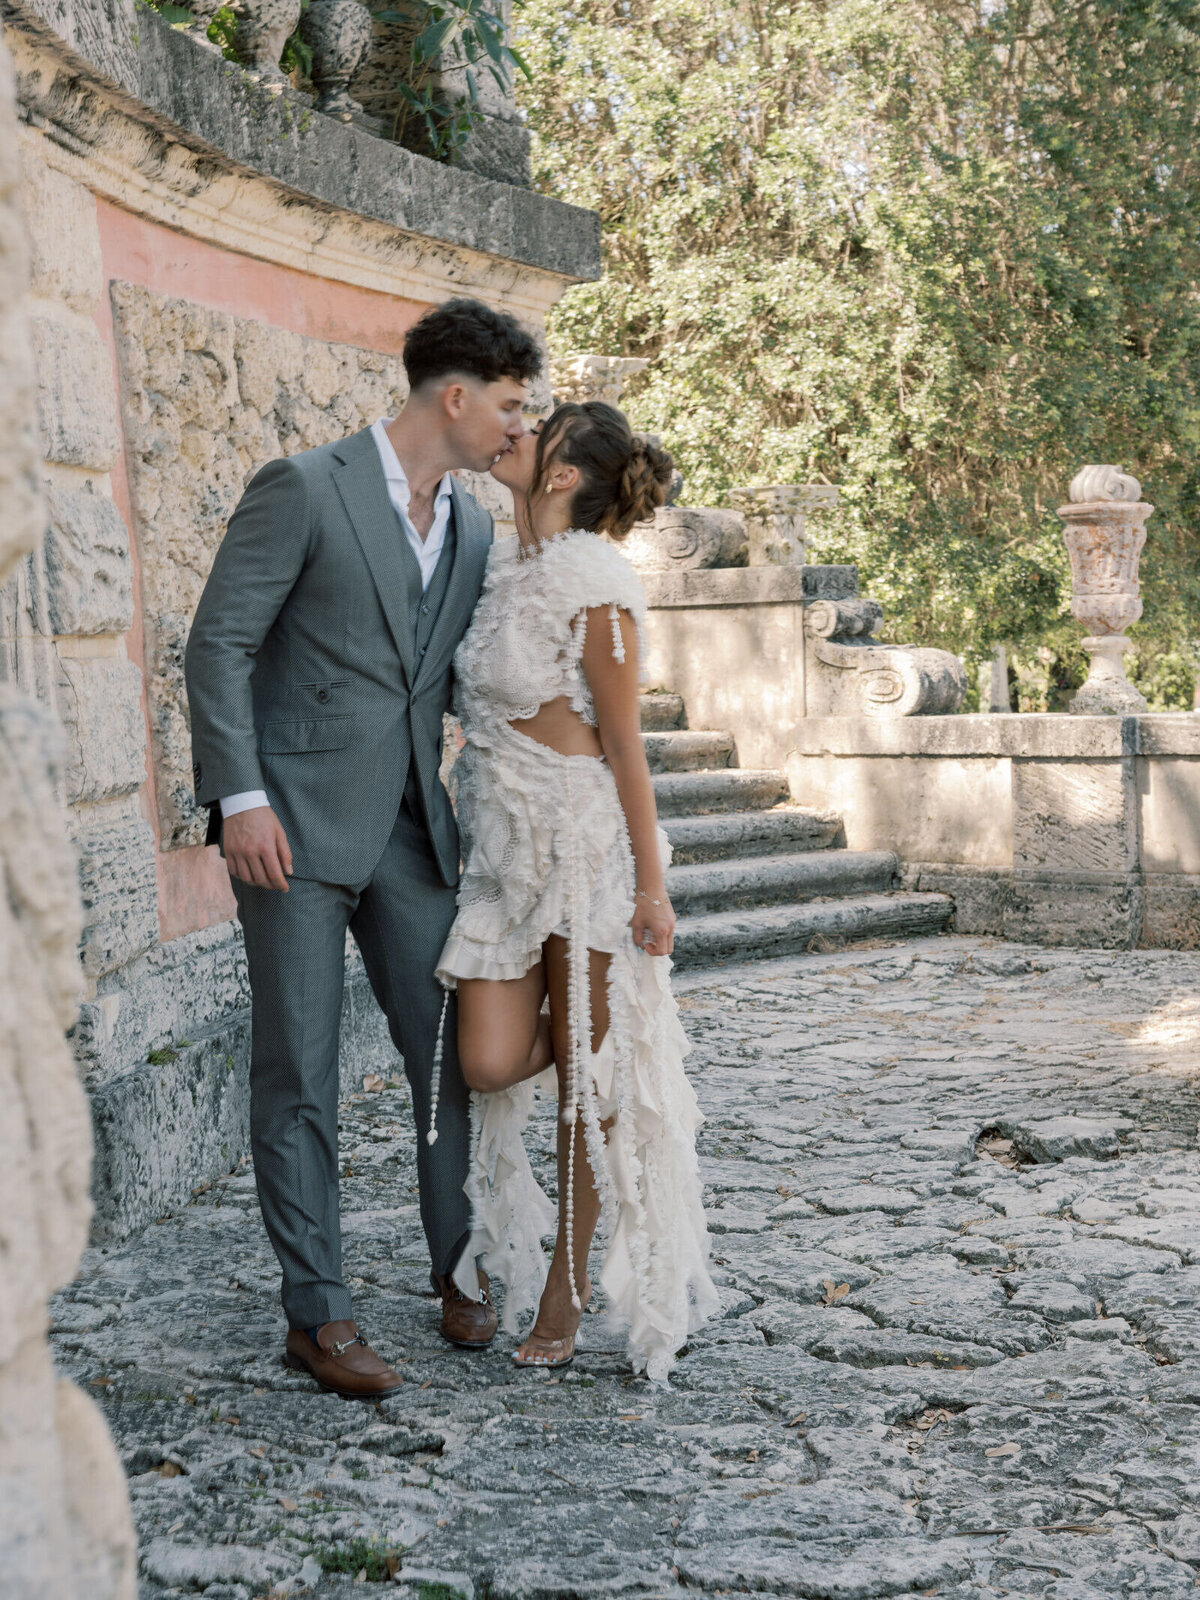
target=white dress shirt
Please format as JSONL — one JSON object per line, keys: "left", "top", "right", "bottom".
{"left": 219, "top": 422, "right": 454, "bottom": 821}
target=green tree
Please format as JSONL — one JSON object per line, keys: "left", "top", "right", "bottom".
{"left": 520, "top": 0, "right": 1200, "bottom": 701}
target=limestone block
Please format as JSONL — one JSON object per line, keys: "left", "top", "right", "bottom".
{"left": 1140, "top": 880, "right": 1200, "bottom": 951}
{"left": 18, "top": 147, "right": 103, "bottom": 313}
{"left": 30, "top": 313, "right": 120, "bottom": 470}
{"left": 111, "top": 280, "right": 409, "bottom": 848}
{"left": 72, "top": 809, "right": 159, "bottom": 979}
{"left": 1140, "top": 757, "right": 1200, "bottom": 875}
{"left": 1012, "top": 760, "right": 1137, "bottom": 874}
{"left": 56, "top": 655, "right": 146, "bottom": 805}
{"left": 41, "top": 482, "right": 134, "bottom": 636}
{"left": 1003, "top": 874, "right": 1143, "bottom": 949}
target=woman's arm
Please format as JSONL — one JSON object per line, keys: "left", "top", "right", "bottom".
{"left": 583, "top": 606, "right": 676, "bottom": 957}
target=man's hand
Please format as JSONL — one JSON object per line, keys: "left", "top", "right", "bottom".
{"left": 223, "top": 806, "right": 293, "bottom": 891}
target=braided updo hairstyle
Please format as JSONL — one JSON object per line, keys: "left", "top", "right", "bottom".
{"left": 531, "top": 400, "right": 673, "bottom": 540}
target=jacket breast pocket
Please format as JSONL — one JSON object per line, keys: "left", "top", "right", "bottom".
{"left": 260, "top": 716, "right": 352, "bottom": 754}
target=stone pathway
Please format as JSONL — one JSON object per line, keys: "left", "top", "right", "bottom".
{"left": 51, "top": 935, "right": 1200, "bottom": 1599}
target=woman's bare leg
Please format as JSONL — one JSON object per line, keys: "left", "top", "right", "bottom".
{"left": 457, "top": 965, "right": 553, "bottom": 1094}
{"left": 515, "top": 935, "right": 612, "bottom": 1361}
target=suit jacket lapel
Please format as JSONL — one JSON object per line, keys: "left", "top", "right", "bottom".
{"left": 332, "top": 429, "right": 416, "bottom": 685}
{"left": 415, "top": 478, "right": 491, "bottom": 687}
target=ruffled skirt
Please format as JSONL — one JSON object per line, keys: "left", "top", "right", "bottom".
{"left": 436, "top": 723, "right": 718, "bottom": 1382}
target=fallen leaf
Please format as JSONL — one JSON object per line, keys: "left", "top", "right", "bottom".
{"left": 784, "top": 1413, "right": 807, "bottom": 1427}
{"left": 420, "top": 1379, "right": 432, "bottom": 1390}
{"left": 821, "top": 1280, "right": 850, "bottom": 1305}
{"left": 618, "top": 1414, "right": 643, "bottom": 1421}
{"left": 279, "top": 1498, "right": 299, "bottom": 1512}
{"left": 386, "top": 1554, "right": 402, "bottom": 1577}
{"left": 157, "top": 1461, "right": 184, "bottom": 1478}
{"left": 362, "top": 1074, "right": 385, "bottom": 1093}
{"left": 249, "top": 1446, "right": 266, "bottom": 1460}
{"left": 985, "top": 1442, "right": 1021, "bottom": 1458}
{"left": 166, "top": 1519, "right": 184, "bottom": 1535}
{"left": 89, "top": 1376, "right": 113, "bottom": 1388}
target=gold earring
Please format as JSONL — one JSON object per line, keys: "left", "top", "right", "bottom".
{"left": 544, "top": 485, "right": 553, "bottom": 494}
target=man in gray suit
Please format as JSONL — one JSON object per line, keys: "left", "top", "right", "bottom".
{"left": 185, "top": 299, "right": 540, "bottom": 1399}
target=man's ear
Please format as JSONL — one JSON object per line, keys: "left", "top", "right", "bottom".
{"left": 441, "top": 381, "right": 468, "bottom": 421}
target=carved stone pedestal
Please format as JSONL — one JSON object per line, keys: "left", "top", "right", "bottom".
{"left": 1057, "top": 466, "right": 1152, "bottom": 716}
{"left": 300, "top": 0, "right": 373, "bottom": 119}
{"left": 231, "top": 0, "right": 301, "bottom": 84}
{"left": 729, "top": 484, "right": 838, "bottom": 566}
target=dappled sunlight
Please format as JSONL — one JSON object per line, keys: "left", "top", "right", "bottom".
{"left": 1127, "top": 993, "right": 1200, "bottom": 1071}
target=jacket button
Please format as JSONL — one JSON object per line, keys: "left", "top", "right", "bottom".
{"left": 316, "top": 687, "right": 330, "bottom": 703}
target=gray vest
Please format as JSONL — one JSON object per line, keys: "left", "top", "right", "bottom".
{"left": 399, "top": 502, "right": 456, "bottom": 819}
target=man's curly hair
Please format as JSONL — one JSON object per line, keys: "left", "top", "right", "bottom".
{"left": 403, "top": 297, "right": 542, "bottom": 390}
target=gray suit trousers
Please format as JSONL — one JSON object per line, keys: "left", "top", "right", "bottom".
{"left": 234, "top": 796, "right": 469, "bottom": 1329}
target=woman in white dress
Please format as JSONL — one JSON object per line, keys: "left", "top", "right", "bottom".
{"left": 433, "top": 401, "right": 718, "bottom": 1382}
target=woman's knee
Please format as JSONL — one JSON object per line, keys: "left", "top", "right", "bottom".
{"left": 459, "top": 1042, "right": 524, "bottom": 1094}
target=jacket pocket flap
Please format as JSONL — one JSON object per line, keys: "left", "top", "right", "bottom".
{"left": 261, "top": 716, "right": 352, "bottom": 754}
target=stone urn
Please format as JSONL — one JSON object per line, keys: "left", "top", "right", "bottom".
{"left": 1057, "top": 464, "right": 1152, "bottom": 715}
{"left": 300, "top": 0, "right": 373, "bottom": 119}
{"left": 183, "top": 0, "right": 223, "bottom": 49}
{"left": 231, "top": 0, "right": 301, "bottom": 84}
{"left": 729, "top": 484, "right": 838, "bottom": 567}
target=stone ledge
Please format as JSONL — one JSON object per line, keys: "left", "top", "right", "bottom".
{"left": 794, "top": 713, "right": 1200, "bottom": 759}
{"left": 5, "top": 0, "right": 600, "bottom": 282}
{"left": 643, "top": 564, "right": 856, "bottom": 609}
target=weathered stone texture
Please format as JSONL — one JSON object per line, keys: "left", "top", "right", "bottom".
{"left": 57, "top": 654, "right": 146, "bottom": 804}
{"left": 72, "top": 805, "right": 159, "bottom": 979}
{"left": 31, "top": 312, "right": 120, "bottom": 469}
{"left": 41, "top": 480, "right": 134, "bottom": 636}
{"left": 110, "top": 279, "right": 412, "bottom": 847}
{"left": 18, "top": 145, "right": 101, "bottom": 313}
{"left": 1012, "top": 759, "right": 1138, "bottom": 874}
{"left": 0, "top": 16, "right": 135, "bottom": 1586}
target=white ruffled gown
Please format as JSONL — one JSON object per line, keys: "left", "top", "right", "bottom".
{"left": 434, "top": 530, "right": 718, "bottom": 1383}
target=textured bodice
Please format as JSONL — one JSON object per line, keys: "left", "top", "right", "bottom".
{"left": 453, "top": 530, "right": 648, "bottom": 737}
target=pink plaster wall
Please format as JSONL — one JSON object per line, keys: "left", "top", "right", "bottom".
{"left": 93, "top": 198, "right": 430, "bottom": 944}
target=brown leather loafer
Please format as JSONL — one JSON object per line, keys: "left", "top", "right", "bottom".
{"left": 283, "top": 1320, "right": 403, "bottom": 1400}
{"left": 432, "top": 1270, "right": 498, "bottom": 1349}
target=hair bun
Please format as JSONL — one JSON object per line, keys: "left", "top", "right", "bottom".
{"left": 611, "top": 435, "right": 674, "bottom": 539}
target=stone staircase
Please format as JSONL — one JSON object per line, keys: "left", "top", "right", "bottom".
{"left": 641, "top": 692, "right": 953, "bottom": 969}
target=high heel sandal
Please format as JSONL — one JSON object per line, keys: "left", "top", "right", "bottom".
{"left": 512, "top": 1283, "right": 592, "bottom": 1369}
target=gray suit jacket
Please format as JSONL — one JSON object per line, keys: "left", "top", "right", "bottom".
{"left": 184, "top": 427, "right": 493, "bottom": 886}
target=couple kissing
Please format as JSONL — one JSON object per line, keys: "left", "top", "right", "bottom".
{"left": 184, "top": 298, "right": 717, "bottom": 1398}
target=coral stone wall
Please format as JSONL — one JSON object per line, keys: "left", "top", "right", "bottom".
{"left": 0, "top": 15, "right": 136, "bottom": 1595}
{"left": 0, "top": 0, "right": 599, "bottom": 1234}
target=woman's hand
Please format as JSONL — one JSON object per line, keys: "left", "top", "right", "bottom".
{"left": 632, "top": 892, "right": 676, "bottom": 958}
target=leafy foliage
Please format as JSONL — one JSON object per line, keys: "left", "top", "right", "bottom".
{"left": 376, "top": 0, "right": 531, "bottom": 158}
{"left": 519, "top": 0, "right": 1200, "bottom": 701}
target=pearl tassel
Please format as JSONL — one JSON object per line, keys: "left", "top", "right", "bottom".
{"left": 427, "top": 987, "right": 450, "bottom": 1146}
{"left": 609, "top": 603, "right": 625, "bottom": 662}
{"left": 562, "top": 768, "right": 589, "bottom": 1313}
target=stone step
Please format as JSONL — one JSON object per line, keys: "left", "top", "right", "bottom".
{"left": 643, "top": 729, "right": 736, "bottom": 774}
{"left": 663, "top": 807, "right": 841, "bottom": 864}
{"left": 672, "top": 893, "right": 954, "bottom": 970}
{"left": 667, "top": 850, "right": 898, "bottom": 916}
{"left": 653, "top": 768, "right": 790, "bottom": 817}
{"left": 639, "top": 692, "right": 686, "bottom": 731}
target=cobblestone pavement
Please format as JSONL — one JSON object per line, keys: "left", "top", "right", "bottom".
{"left": 51, "top": 935, "right": 1200, "bottom": 1600}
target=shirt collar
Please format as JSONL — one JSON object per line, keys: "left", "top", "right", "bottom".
{"left": 371, "top": 418, "right": 454, "bottom": 509}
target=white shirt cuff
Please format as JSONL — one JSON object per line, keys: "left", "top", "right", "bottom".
{"left": 219, "top": 790, "right": 270, "bottom": 819}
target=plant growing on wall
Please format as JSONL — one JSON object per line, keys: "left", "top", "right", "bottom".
{"left": 374, "top": 0, "right": 530, "bottom": 157}
{"left": 520, "top": 0, "right": 1200, "bottom": 706}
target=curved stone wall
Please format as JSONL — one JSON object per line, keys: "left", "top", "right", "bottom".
{"left": 0, "top": 14, "right": 136, "bottom": 1595}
